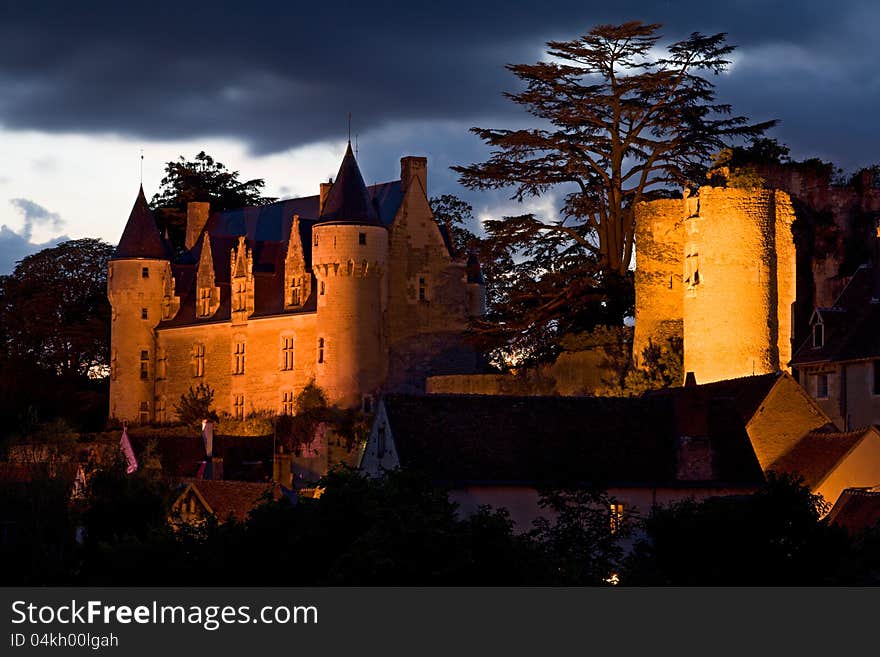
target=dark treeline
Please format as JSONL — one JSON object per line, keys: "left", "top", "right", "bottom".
{"left": 2, "top": 466, "right": 878, "bottom": 586}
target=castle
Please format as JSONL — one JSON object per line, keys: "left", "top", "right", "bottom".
{"left": 108, "top": 145, "right": 485, "bottom": 423}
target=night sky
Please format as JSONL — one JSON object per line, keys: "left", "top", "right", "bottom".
{"left": 1, "top": 0, "right": 877, "bottom": 272}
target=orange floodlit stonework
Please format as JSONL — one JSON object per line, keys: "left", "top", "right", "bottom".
{"left": 108, "top": 146, "right": 485, "bottom": 423}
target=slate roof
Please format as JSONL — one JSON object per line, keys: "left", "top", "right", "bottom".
{"left": 181, "top": 480, "right": 282, "bottom": 522}
{"left": 112, "top": 186, "right": 173, "bottom": 260}
{"left": 319, "top": 142, "right": 381, "bottom": 225}
{"left": 380, "top": 394, "right": 764, "bottom": 487}
{"left": 768, "top": 428, "right": 867, "bottom": 488}
{"left": 827, "top": 487, "right": 880, "bottom": 534}
{"left": 791, "top": 265, "right": 880, "bottom": 365}
{"left": 644, "top": 372, "right": 781, "bottom": 431}
{"left": 127, "top": 432, "right": 273, "bottom": 480}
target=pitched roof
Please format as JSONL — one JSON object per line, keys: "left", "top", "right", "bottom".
{"left": 318, "top": 142, "right": 381, "bottom": 225}
{"left": 791, "top": 265, "right": 880, "bottom": 365}
{"left": 645, "top": 372, "right": 781, "bottom": 429}
{"left": 827, "top": 487, "right": 880, "bottom": 534}
{"left": 380, "top": 394, "right": 764, "bottom": 487}
{"left": 182, "top": 480, "right": 281, "bottom": 522}
{"left": 112, "top": 185, "right": 172, "bottom": 260}
{"left": 769, "top": 428, "right": 868, "bottom": 488}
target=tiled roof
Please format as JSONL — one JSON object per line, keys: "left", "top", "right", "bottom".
{"left": 791, "top": 265, "right": 880, "bottom": 365}
{"left": 769, "top": 428, "right": 867, "bottom": 488}
{"left": 827, "top": 487, "right": 880, "bottom": 534}
{"left": 112, "top": 186, "right": 173, "bottom": 260}
{"left": 318, "top": 142, "right": 381, "bottom": 225}
{"left": 183, "top": 480, "right": 281, "bottom": 522}
{"left": 381, "top": 394, "right": 764, "bottom": 487}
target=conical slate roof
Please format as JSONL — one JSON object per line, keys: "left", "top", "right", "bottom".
{"left": 112, "top": 186, "right": 170, "bottom": 260}
{"left": 319, "top": 142, "right": 380, "bottom": 225}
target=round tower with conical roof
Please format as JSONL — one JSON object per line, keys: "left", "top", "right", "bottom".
{"left": 312, "top": 143, "right": 389, "bottom": 408}
{"left": 107, "top": 186, "right": 173, "bottom": 422}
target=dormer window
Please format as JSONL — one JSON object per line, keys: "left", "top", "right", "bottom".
{"left": 233, "top": 279, "right": 246, "bottom": 312}
{"left": 359, "top": 233, "right": 366, "bottom": 245}
{"left": 812, "top": 322, "right": 824, "bottom": 348}
{"left": 142, "top": 267, "right": 149, "bottom": 278}
{"left": 198, "top": 288, "right": 211, "bottom": 317}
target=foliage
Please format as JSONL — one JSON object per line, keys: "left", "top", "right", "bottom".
{"left": 150, "top": 151, "right": 276, "bottom": 251}
{"left": 455, "top": 21, "right": 773, "bottom": 344}
{"left": 600, "top": 335, "right": 684, "bottom": 396}
{"left": 0, "top": 239, "right": 113, "bottom": 435}
{"left": 624, "top": 472, "right": 850, "bottom": 585}
{"left": 528, "top": 488, "right": 629, "bottom": 585}
{"left": 173, "top": 383, "right": 217, "bottom": 428}
{"left": 429, "top": 194, "right": 482, "bottom": 255}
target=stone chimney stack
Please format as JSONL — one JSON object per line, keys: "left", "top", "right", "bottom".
{"left": 400, "top": 156, "right": 427, "bottom": 194}
{"left": 319, "top": 179, "right": 333, "bottom": 214}
{"left": 186, "top": 201, "right": 211, "bottom": 250}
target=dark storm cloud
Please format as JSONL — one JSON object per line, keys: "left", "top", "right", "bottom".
{"left": 0, "top": 225, "right": 69, "bottom": 274}
{"left": 1, "top": 1, "right": 878, "bottom": 168}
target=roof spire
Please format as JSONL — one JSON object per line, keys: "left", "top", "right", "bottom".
{"left": 318, "top": 142, "right": 380, "bottom": 224}
{"left": 112, "top": 185, "right": 172, "bottom": 260}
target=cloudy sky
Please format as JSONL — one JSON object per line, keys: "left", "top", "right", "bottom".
{"left": 1, "top": 0, "right": 878, "bottom": 273}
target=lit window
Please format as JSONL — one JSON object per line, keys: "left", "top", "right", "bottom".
{"left": 359, "top": 232, "right": 366, "bottom": 245}
{"left": 192, "top": 343, "right": 206, "bottom": 377}
{"left": 233, "top": 394, "right": 245, "bottom": 420}
{"left": 233, "top": 341, "right": 246, "bottom": 375}
{"left": 317, "top": 338, "right": 325, "bottom": 364}
{"left": 281, "top": 391, "right": 295, "bottom": 415}
{"left": 142, "top": 267, "right": 149, "bottom": 279}
{"left": 609, "top": 503, "right": 625, "bottom": 534}
{"left": 281, "top": 336, "right": 295, "bottom": 371}
{"left": 816, "top": 373, "right": 829, "bottom": 399}
{"left": 813, "top": 323, "right": 824, "bottom": 348}
{"left": 141, "top": 307, "right": 148, "bottom": 320}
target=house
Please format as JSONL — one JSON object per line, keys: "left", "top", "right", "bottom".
{"left": 108, "top": 145, "right": 485, "bottom": 423}
{"left": 769, "top": 426, "right": 880, "bottom": 508}
{"left": 645, "top": 371, "right": 833, "bottom": 471}
{"left": 790, "top": 256, "right": 880, "bottom": 430}
{"left": 826, "top": 486, "right": 880, "bottom": 534}
{"left": 169, "top": 479, "right": 284, "bottom": 526}
{"left": 360, "top": 394, "right": 766, "bottom": 530}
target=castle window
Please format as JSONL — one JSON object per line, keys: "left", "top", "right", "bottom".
{"left": 815, "top": 373, "right": 829, "bottom": 399}
{"left": 281, "top": 336, "right": 295, "bottom": 371}
{"left": 140, "top": 350, "right": 149, "bottom": 380}
{"left": 192, "top": 343, "right": 206, "bottom": 377}
{"left": 198, "top": 288, "right": 211, "bottom": 317}
{"left": 812, "top": 322, "right": 824, "bottom": 348}
{"left": 139, "top": 401, "right": 150, "bottom": 424}
{"left": 141, "top": 308, "right": 148, "bottom": 320}
{"left": 281, "top": 391, "right": 295, "bottom": 415}
{"left": 318, "top": 338, "right": 325, "bottom": 364}
{"left": 233, "top": 279, "right": 246, "bottom": 312}
{"left": 609, "top": 503, "right": 625, "bottom": 534}
{"left": 289, "top": 280, "right": 301, "bottom": 306}
{"left": 320, "top": 280, "right": 325, "bottom": 296}
{"left": 314, "top": 233, "right": 319, "bottom": 246}
{"left": 233, "top": 394, "right": 245, "bottom": 420}
{"left": 874, "top": 361, "right": 880, "bottom": 396}
{"left": 418, "top": 277, "right": 427, "bottom": 301}
{"left": 142, "top": 267, "right": 149, "bottom": 279}
{"left": 233, "top": 341, "right": 246, "bottom": 375}
{"left": 359, "top": 232, "right": 366, "bottom": 245}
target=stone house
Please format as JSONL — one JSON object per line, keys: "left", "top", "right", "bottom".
{"left": 108, "top": 144, "right": 485, "bottom": 423}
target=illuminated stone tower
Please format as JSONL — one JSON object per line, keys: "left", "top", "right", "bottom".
{"left": 312, "top": 143, "right": 389, "bottom": 407}
{"left": 107, "top": 186, "right": 173, "bottom": 422}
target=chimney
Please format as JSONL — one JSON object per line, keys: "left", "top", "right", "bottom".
{"left": 186, "top": 202, "right": 211, "bottom": 250}
{"left": 400, "top": 156, "right": 427, "bottom": 194}
{"left": 210, "top": 456, "right": 224, "bottom": 481}
{"left": 873, "top": 219, "right": 880, "bottom": 303}
{"left": 319, "top": 179, "right": 333, "bottom": 214}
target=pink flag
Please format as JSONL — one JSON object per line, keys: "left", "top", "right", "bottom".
{"left": 120, "top": 427, "right": 138, "bottom": 474}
